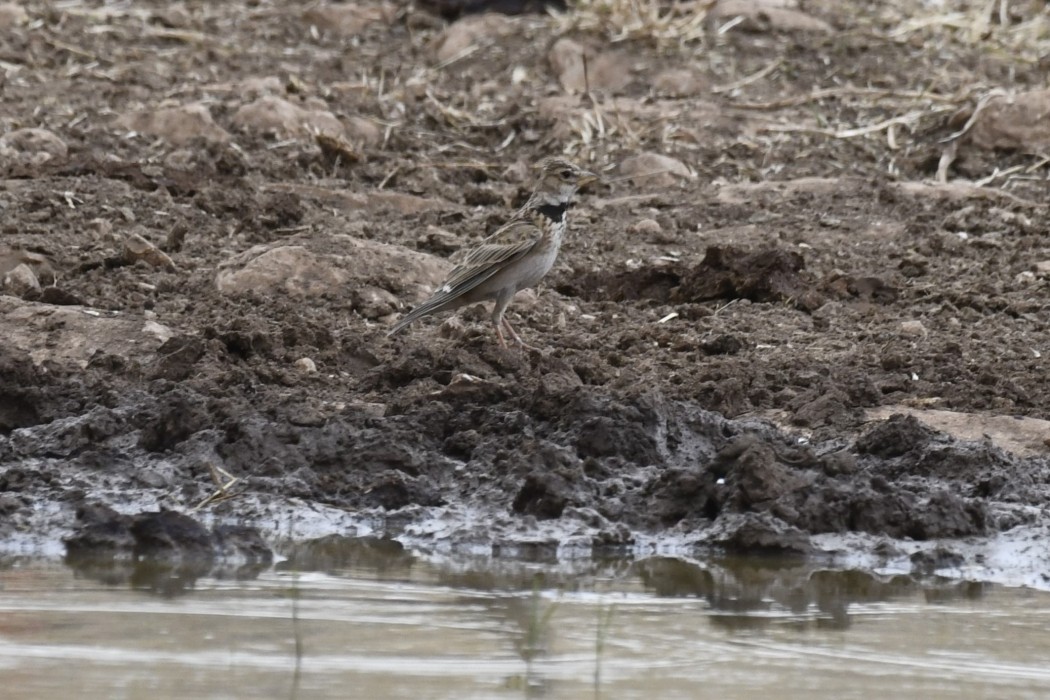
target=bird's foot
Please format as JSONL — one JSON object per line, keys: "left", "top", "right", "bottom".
{"left": 501, "top": 318, "right": 542, "bottom": 352}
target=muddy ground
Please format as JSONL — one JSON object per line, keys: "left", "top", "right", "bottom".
{"left": 1, "top": 1, "right": 1050, "bottom": 583}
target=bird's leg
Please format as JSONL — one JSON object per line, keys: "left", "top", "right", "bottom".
{"left": 491, "top": 291, "right": 540, "bottom": 352}
{"left": 502, "top": 317, "right": 541, "bottom": 352}
{"left": 491, "top": 291, "right": 515, "bottom": 350}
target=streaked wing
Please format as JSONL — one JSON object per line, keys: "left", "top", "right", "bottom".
{"left": 439, "top": 219, "right": 541, "bottom": 297}
{"left": 386, "top": 218, "right": 542, "bottom": 335}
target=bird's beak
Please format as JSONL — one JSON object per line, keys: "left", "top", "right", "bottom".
{"left": 577, "top": 171, "right": 600, "bottom": 187}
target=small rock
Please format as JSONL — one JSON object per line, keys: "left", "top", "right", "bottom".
{"left": 231, "top": 95, "right": 344, "bottom": 139}
{"left": 142, "top": 320, "right": 174, "bottom": 344}
{"left": 652, "top": 68, "right": 709, "bottom": 97}
{"left": 344, "top": 402, "right": 387, "bottom": 418}
{"left": 704, "top": 512, "right": 812, "bottom": 555}
{"left": 966, "top": 88, "right": 1050, "bottom": 152}
{"left": 992, "top": 206, "right": 1033, "bottom": 230}
{"left": 217, "top": 245, "right": 345, "bottom": 296}
{"left": 437, "top": 315, "right": 469, "bottom": 340}
{"left": 627, "top": 218, "right": 663, "bottom": 237}
{"left": 351, "top": 284, "right": 400, "bottom": 319}
{"left": 124, "top": 231, "right": 177, "bottom": 272}
{"left": 64, "top": 504, "right": 134, "bottom": 555}
{"left": 900, "top": 320, "right": 927, "bottom": 337}
{"left": 211, "top": 524, "right": 273, "bottom": 564}
{"left": 0, "top": 246, "right": 55, "bottom": 285}
{"left": 366, "top": 191, "right": 444, "bottom": 215}
{"left": 1015, "top": 270, "right": 1036, "bottom": 285}
{"left": 294, "top": 357, "right": 318, "bottom": 373}
{"left": 238, "top": 75, "right": 284, "bottom": 96}
{"left": 1, "top": 296, "right": 173, "bottom": 369}
{"left": 1034, "top": 260, "right": 1050, "bottom": 275}
{"left": 34, "top": 287, "right": 83, "bottom": 306}
{"left": 152, "top": 5, "right": 193, "bottom": 28}
{"left": 2, "top": 263, "right": 41, "bottom": 297}
{"left": 619, "top": 152, "right": 694, "bottom": 187}
{"left": 89, "top": 218, "right": 115, "bottom": 238}
{"left": 418, "top": 225, "right": 461, "bottom": 254}
{"left": 117, "top": 103, "right": 231, "bottom": 145}
{"left": 137, "top": 469, "right": 171, "bottom": 489}
{"left": 215, "top": 236, "right": 447, "bottom": 302}
{"left": 0, "top": 492, "right": 21, "bottom": 515}
{"left": 345, "top": 115, "right": 381, "bottom": 146}
{"left": 130, "top": 510, "right": 214, "bottom": 560}
{"left": 0, "top": 128, "right": 69, "bottom": 163}
{"left": 709, "top": 0, "right": 832, "bottom": 34}
{"left": 303, "top": 3, "right": 391, "bottom": 36}
{"left": 430, "top": 14, "right": 514, "bottom": 65}
{"left": 547, "top": 38, "right": 632, "bottom": 94}
{"left": 0, "top": 2, "right": 27, "bottom": 29}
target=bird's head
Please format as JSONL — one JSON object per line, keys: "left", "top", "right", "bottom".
{"left": 533, "top": 157, "right": 599, "bottom": 206}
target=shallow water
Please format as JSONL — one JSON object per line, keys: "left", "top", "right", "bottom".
{"left": 2, "top": 545, "right": 1049, "bottom": 700}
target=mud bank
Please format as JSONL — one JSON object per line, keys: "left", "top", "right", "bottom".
{"left": 2, "top": 0, "right": 1050, "bottom": 585}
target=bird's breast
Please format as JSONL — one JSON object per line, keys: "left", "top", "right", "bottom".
{"left": 511, "top": 218, "right": 564, "bottom": 290}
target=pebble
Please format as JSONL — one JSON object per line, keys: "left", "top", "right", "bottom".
{"left": 0, "top": 3, "right": 28, "bottom": 28}
{"left": 619, "top": 152, "right": 693, "bottom": 187}
{"left": 627, "top": 218, "right": 663, "bottom": 237}
{"left": 2, "top": 263, "right": 40, "bottom": 296}
{"left": 351, "top": 285, "right": 399, "bottom": 320}
{"left": 0, "top": 128, "right": 68, "bottom": 163}
{"left": 900, "top": 320, "right": 927, "bottom": 337}
{"left": 118, "top": 103, "right": 231, "bottom": 145}
{"left": 294, "top": 357, "right": 318, "bottom": 373}
{"left": 123, "top": 232, "right": 177, "bottom": 272}
{"left": 232, "top": 95, "right": 343, "bottom": 139}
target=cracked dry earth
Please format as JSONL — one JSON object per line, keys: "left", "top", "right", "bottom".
{"left": 2, "top": 0, "right": 1050, "bottom": 584}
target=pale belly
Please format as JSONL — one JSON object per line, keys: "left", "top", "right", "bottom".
{"left": 463, "top": 237, "right": 562, "bottom": 303}
{"left": 509, "top": 238, "right": 561, "bottom": 291}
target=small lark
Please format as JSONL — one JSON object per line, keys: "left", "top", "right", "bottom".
{"left": 388, "top": 157, "right": 598, "bottom": 349}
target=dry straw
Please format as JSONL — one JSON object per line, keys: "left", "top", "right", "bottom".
{"left": 552, "top": 0, "right": 714, "bottom": 44}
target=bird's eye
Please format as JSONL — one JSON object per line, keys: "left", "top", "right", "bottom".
{"left": 559, "top": 169, "right": 574, "bottom": 179}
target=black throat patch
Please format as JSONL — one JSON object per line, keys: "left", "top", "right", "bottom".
{"left": 536, "top": 201, "right": 569, "bottom": 223}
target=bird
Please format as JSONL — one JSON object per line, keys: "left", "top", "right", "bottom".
{"left": 387, "top": 157, "right": 598, "bottom": 349}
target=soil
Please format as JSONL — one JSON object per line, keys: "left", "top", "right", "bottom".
{"left": 2, "top": 1, "right": 1050, "bottom": 582}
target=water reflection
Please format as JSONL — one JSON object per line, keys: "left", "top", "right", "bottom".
{"left": 59, "top": 536, "right": 992, "bottom": 619}
{"left": 276, "top": 535, "right": 413, "bottom": 576}
{"left": 64, "top": 550, "right": 269, "bottom": 597}
{"left": 2, "top": 544, "right": 1049, "bottom": 700}
{"left": 632, "top": 556, "right": 987, "bottom": 630}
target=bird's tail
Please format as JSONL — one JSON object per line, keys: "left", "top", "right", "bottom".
{"left": 386, "top": 309, "right": 421, "bottom": 336}
{"left": 386, "top": 294, "right": 453, "bottom": 336}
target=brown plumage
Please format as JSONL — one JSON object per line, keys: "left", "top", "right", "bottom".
{"left": 388, "top": 157, "right": 597, "bottom": 348}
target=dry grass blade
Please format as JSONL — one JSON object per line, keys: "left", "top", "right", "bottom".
{"left": 937, "top": 88, "right": 1007, "bottom": 143}
{"left": 434, "top": 43, "right": 480, "bottom": 70}
{"left": 764, "top": 106, "right": 955, "bottom": 140}
{"left": 975, "top": 163, "right": 1027, "bottom": 186}
{"left": 712, "top": 59, "right": 783, "bottom": 95}
{"left": 732, "top": 86, "right": 962, "bottom": 111}
{"left": 425, "top": 89, "right": 506, "bottom": 129}
{"left": 192, "top": 463, "right": 241, "bottom": 512}
{"left": 144, "top": 27, "right": 213, "bottom": 44}
{"left": 42, "top": 36, "right": 97, "bottom": 60}
{"left": 553, "top": 0, "right": 715, "bottom": 45}
{"left": 889, "top": 0, "right": 1050, "bottom": 63}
